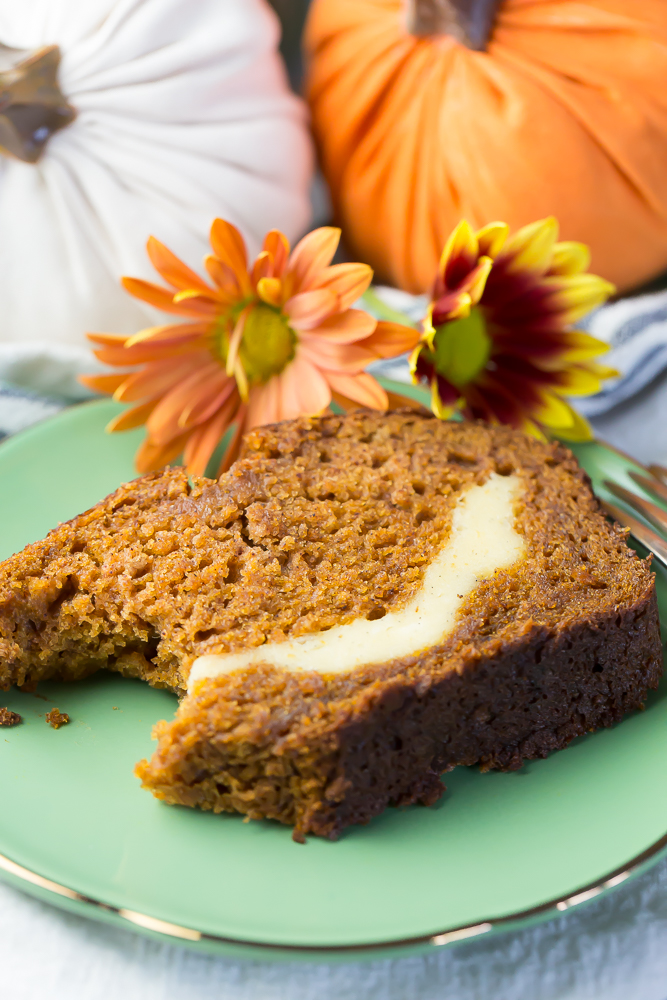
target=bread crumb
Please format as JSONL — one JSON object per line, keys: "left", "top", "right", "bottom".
{"left": 45, "top": 708, "right": 70, "bottom": 729}
{"left": 0, "top": 707, "right": 21, "bottom": 726}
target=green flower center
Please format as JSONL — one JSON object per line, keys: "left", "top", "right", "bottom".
{"left": 430, "top": 306, "right": 491, "bottom": 389}
{"left": 219, "top": 304, "right": 296, "bottom": 385}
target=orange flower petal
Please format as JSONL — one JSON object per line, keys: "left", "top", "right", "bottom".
{"left": 385, "top": 390, "right": 428, "bottom": 412}
{"left": 217, "top": 405, "right": 248, "bottom": 476}
{"left": 126, "top": 323, "right": 207, "bottom": 348}
{"left": 86, "top": 332, "right": 130, "bottom": 348}
{"left": 277, "top": 355, "right": 331, "bottom": 420}
{"left": 209, "top": 219, "right": 251, "bottom": 295}
{"left": 203, "top": 255, "right": 243, "bottom": 300}
{"left": 114, "top": 354, "right": 208, "bottom": 404}
{"left": 121, "top": 277, "right": 185, "bottom": 316}
{"left": 251, "top": 251, "right": 272, "bottom": 289}
{"left": 93, "top": 337, "right": 209, "bottom": 366}
{"left": 262, "top": 230, "right": 290, "bottom": 278}
{"left": 283, "top": 289, "right": 338, "bottom": 331}
{"left": 225, "top": 305, "right": 251, "bottom": 377}
{"left": 106, "top": 400, "right": 157, "bottom": 433}
{"left": 298, "top": 339, "right": 373, "bottom": 373}
{"left": 171, "top": 290, "right": 221, "bottom": 316}
{"left": 146, "top": 362, "right": 225, "bottom": 444}
{"left": 146, "top": 236, "right": 212, "bottom": 293}
{"left": 78, "top": 373, "right": 128, "bottom": 395}
{"left": 325, "top": 371, "right": 388, "bottom": 410}
{"left": 299, "top": 309, "right": 377, "bottom": 344}
{"left": 183, "top": 392, "right": 240, "bottom": 477}
{"left": 246, "top": 377, "right": 282, "bottom": 428}
{"left": 135, "top": 433, "right": 190, "bottom": 474}
{"left": 363, "top": 320, "right": 420, "bottom": 359}
{"left": 287, "top": 227, "right": 341, "bottom": 294}
{"left": 310, "top": 262, "right": 373, "bottom": 310}
{"left": 179, "top": 375, "right": 237, "bottom": 430}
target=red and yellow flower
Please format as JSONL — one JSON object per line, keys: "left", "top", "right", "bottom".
{"left": 410, "top": 217, "right": 617, "bottom": 440}
{"left": 80, "top": 221, "right": 418, "bottom": 475}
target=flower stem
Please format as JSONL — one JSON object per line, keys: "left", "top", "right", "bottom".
{"left": 405, "top": 0, "right": 501, "bottom": 50}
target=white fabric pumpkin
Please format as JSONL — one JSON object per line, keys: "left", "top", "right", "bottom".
{"left": 0, "top": 0, "right": 313, "bottom": 398}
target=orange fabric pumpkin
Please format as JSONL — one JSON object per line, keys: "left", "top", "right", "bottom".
{"left": 305, "top": 0, "right": 667, "bottom": 294}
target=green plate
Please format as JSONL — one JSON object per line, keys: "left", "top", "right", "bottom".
{"left": 0, "top": 399, "right": 665, "bottom": 961}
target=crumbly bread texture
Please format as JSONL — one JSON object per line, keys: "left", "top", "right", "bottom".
{"left": 0, "top": 707, "right": 20, "bottom": 726}
{"left": 0, "top": 412, "right": 661, "bottom": 839}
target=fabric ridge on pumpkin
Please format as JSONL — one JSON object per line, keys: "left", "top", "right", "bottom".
{"left": 305, "top": 0, "right": 667, "bottom": 295}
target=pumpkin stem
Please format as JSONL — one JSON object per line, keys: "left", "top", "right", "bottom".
{"left": 405, "top": 0, "right": 501, "bottom": 50}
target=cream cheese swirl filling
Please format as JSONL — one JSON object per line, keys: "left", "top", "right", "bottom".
{"left": 187, "top": 472, "right": 525, "bottom": 690}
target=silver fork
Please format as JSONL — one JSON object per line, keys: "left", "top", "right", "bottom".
{"left": 601, "top": 456, "right": 667, "bottom": 569}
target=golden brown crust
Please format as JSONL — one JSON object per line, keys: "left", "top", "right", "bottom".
{"left": 137, "top": 584, "right": 660, "bottom": 840}
{"left": 0, "top": 410, "right": 660, "bottom": 837}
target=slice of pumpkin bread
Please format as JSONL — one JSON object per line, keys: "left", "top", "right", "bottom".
{"left": 0, "top": 412, "right": 661, "bottom": 840}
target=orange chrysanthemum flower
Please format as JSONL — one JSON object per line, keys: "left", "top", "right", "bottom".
{"left": 410, "top": 217, "right": 617, "bottom": 440}
{"left": 80, "top": 221, "right": 419, "bottom": 475}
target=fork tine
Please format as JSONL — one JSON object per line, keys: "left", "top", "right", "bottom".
{"left": 603, "top": 481, "right": 667, "bottom": 536}
{"left": 601, "top": 500, "right": 667, "bottom": 570}
{"left": 628, "top": 471, "right": 667, "bottom": 506}
{"left": 648, "top": 463, "right": 667, "bottom": 485}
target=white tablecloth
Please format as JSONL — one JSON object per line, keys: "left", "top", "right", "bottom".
{"left": 2, "top": 857, "right": 667, "bottom": 1000}
{"left": 1, "top": 365, "right": 667, "bottom": 998}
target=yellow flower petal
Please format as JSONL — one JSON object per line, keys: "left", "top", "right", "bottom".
{"left": 557, "top": 331, "right": 611, "bottom": 363}
{"left": 438, "top": 219, "right": 478, "bottom": 277}
{"left": 519, "top": 419, "right": 548, "bottom": 442}
{"left": 257, "top": 276, "right": 282, "bottom": 307}
{"left": 446, "top": 292, "right": 473, "bottom": 321}
{"left": 501, "top": 216, "right": 558, "bottom": 275}
{"left": 553, "top": 366, "right": 602, "bottom": 396}
{"left": 550, "top": 241, "right": 590, "bottom": 276}
{"left": 408, "top": 342, "right": 422, "bottom": 379}
{"left": 430, "top": 378, "right": 456, "bottom": 420}
{"left": 546, "top": 274, "right": 616, "bottom": 324}
{"left": 475, "top": 222, "right": 509, "bottom": 259}
{"left": 464, "top": 256, "right": 493, "bottom": 306}
{"left": 531, "top": 391, "right": 576, "bottom": 430}
{"left": 550, "top": 403, "right": 594, "bottom": 442}
{"left": 586, "top": 361, "right": 620, "bottom": 380}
